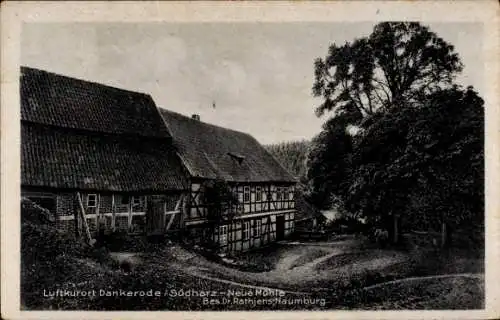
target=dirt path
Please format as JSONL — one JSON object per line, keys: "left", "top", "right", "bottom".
{"left": 184, "top": 265, "right": 311, "bottom": 295}
{"left": 274, "top": 254, "right": 302, "bottom": 271}
{"left": 292, "top": 249, "right": 343, "bottom": 272}
{"left": 361, "top": 273, "right": 484, "bottom": 291}
{"left": 162, "top": 238, "right": 401, "bottom": 291}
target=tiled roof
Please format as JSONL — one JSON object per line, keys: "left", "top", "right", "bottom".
{"left": 22, "top": 124, "right": 187, "bottom": 191}
{"left": 20, "top": 66, "right": 170, "bottom": 138}
{"left": 20, "top": 66, "right": 187, "bottom": 192}
{"left": 159, "top": 109, "right": 296, "bottom": 183}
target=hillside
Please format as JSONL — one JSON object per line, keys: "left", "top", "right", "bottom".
{"left": 265, "top": 140, "right": 310, "bottom": 180}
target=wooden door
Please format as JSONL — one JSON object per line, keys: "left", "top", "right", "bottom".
{"left": 146, "top": 196, "right": 165, "bottom": 235}
{"left": 276, "top": 215, "right": 285, "bottom": 241}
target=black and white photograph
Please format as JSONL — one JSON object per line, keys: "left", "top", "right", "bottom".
{"left": 1, "top": 1, "right": 499, "bottom": 319}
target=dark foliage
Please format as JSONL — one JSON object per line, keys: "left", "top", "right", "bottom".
{"left": 308, "top": 21, "right": 484, "bottom": 248}
{"left": 313, "top": 22, "right": 462, "bottom": 117}
{"left": 306, "top": 107, "right": 362, "bottom": 208}
{"left": 347, "top": 87, "right": 483, "bottom": 235}
{"left": 203, "top": 179, "right": 240, "bottom": 250}
{"left": 21, "top": 219, "right": 93, "bottom": 308}
{"left": 264, "top": 140, "right": 310, "bottom": 180}
{"left": 204, "top": 179, "right": 239, "bottom": 223}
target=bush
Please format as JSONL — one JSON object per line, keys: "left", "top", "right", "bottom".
{"left": 21, "top": 197, "right": 56, "bottom": 224}
{"left": 20, "top": 201, "right": 120, "bottom": 309}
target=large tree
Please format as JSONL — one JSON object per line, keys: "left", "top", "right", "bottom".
{"left": 346, "top": 86, "right": 483, "bottom": 243}
{"left": 305, "top": 105, "right": 362, "bottom": 208}
{"left": 307, "top": 22, "right": 483, "bottom": 245}
{"left": 312, "top": 22, "right": 463, "bottom": 118}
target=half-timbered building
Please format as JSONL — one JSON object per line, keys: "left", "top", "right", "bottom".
{"left": 20, "top": 67, "right": 188, "bottom": 241}
{"left": 159, "top": 109, "right": 298, "bottom": 252}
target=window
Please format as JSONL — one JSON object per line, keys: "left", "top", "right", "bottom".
{"left": 242, "top": 221, "right": 250, "bottom": 240}
{"left": 253, "top": 220, "right": 262, "bottom": 237}
{"left": 132, "top": 196, "right": 144, "bottom": 207}
{"left": 120, "top": 195, "right": 130, "bottom": 205}
{"left": 219, "top": 225, "right": 228, "bottom": 245}
{"left": 244, "top": 187, "right": 250, "bottom": 203}
{"left": 256, "top": 187, "right": 262, "bottom": 201}
{"left": 289, "top": 189, "right": 294, "bottom": 200}
{"left": 277, "top": 187, "right": 282, "bottom": 201}
{"left": 87, "top": 194, "right": 97, "bottom": 208}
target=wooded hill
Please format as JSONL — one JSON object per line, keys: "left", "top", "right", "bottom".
{"left": 264, "top": 140, "right": 310, "bottom": 181}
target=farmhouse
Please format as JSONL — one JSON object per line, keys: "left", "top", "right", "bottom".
{"left": 159, "top": 109, "right": 297, "bottom": 252}
{"left": 20, "top": 66, "right": 297, "bottom": 251}
{"left": 20, "top": 66, "right": 188, "bottom": 239}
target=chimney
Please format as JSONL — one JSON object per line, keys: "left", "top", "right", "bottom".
{"left": 191, "top": 114, "right": 200, "bottom": 121}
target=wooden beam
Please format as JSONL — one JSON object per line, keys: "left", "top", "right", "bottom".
{"left": 165, "top": 211, "right": 178, "bottom": 231}
{"left": 77, "top": 192, "right": 94, "bottom": 246}
{"left": 441, "top": 222, "right": 447, "bottom": 248}
{"left": 128, "top": 196, "right": 132, "bottom": 231}
{"left": 174, "top": 194, "right": 183, "bottom": 211}
{"left": 180, "top": 193, "right": 187, "bottom": 232}
{"left": 111, "top": 194, "right": 116, "bottom": 232}
{"left": 96, "top": 194, "right": 100, "bottom": 232}
{"left": 393, "top": 215, "right": 399, "bottom": 244}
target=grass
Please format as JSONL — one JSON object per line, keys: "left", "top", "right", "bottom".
{"left": 23, "top": 234, "right": 484, "bottom": 310}
{"left": 227, "top": 243, "right": 294, "bottom": 272}
{"left": 289, "top": 248, "right": 331, "bottom": 269}
{"left": 314, "top": 249, "right": 404, "bottom": 271}
{"left": 21, "top": 198, "right": 484, "bottom": 310}
{"left": 344, "top": 274, "right": 484, "bottom": 309}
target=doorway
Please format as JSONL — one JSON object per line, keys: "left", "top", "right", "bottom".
{"left": 276, "top": 215, "right": 285, "bottom": 241}
{"left": 146, "top": 196, "right": 165, "bottom": 235}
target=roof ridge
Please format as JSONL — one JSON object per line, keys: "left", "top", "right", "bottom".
{"left": 157, "top": 107, "right": 257, "bottom": 139}
{"left": 158, "top": 107, "right": 297, "bottom": 183}
{"left": 21, "top": 65, "right": 151, "bottom": 98}
{"left": 21, "top": 66, "right": 170, "bottom": 138}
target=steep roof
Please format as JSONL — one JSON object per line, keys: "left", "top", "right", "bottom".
{"left": 20, "top": 66, "right": 170, "bottom": 138}
{"left": 21, "top": 67, "right": 187, "bottom": 192}
{"left": 22, "top": 125, "right": 186, "bottom": 191}
{"left": 159, "top": 109, "right": 296, "bottom": 183}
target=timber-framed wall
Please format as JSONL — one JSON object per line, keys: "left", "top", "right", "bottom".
{"left": 183, "top": 179, "right": 297, "bottom": 252}
{"left": 22, "top": 188, "right": 186, "bottom": 237}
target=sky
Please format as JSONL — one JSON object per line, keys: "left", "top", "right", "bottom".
{"left": 21, "top": 22, "right": 484, "bottom": 144}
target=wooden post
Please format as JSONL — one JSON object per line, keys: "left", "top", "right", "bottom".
{"left": 268, "top": 216, "right": 271, "bottom": 243}
{"left": 268, "top": 185, "right": 271, "bottom": 211}
{"left": 77, "top": 192, "right": 94, "bottom": 245}
{"left": 111, "top": 194, "right": 116, "bottom": 232}
{"left": 145, "top": 195, "right": 149, "bottom": 234}
{"left": 441, "top": 222, "right": 447, "bottom": 248}
{"left": 128, "top": 195, "right": 133, "bottom": 231}
{"left": 177, "top": 194, "right": 185, "bottom": 230}
{"left": 393, "top": 214, "right": 399, "bottom": 244}
{"left": 74, "top": 194, "right": 81, "bottom": 238}
{"left": 165, "top": 212, "right": 177, "bottom": 231}
{"left": 96, "top": 194, "right": 100, "bottom": 232}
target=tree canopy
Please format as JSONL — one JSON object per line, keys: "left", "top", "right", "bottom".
{"left": 313, "top": 22, "right": 463, "bottom": 117}
{"left": 306, "top": 22, "right": 484, "bottom": 244}
{"left": 346, "top": 86, "right": 484, "bottom": 230}
{"left": 265, "top": 140, "right": 310, "bottom": 180}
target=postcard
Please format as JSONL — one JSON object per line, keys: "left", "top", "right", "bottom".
{"left": 1, "top": 1, "right": 499, "bottom": 319}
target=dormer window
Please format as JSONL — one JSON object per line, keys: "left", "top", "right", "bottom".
{"left": 228, "top": 152, "right": 245, "bottom": 164}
